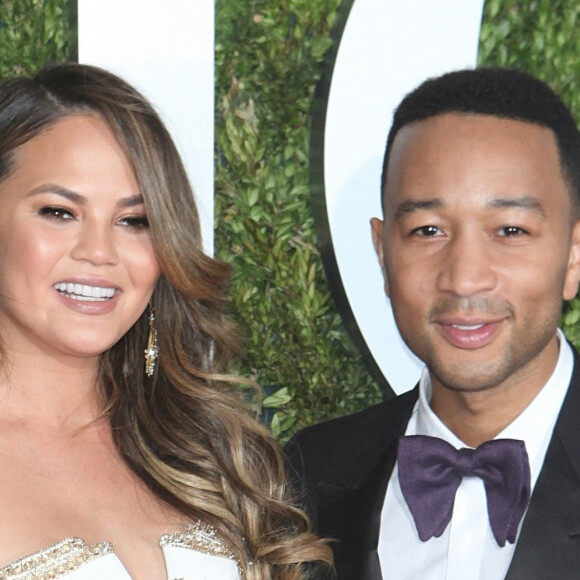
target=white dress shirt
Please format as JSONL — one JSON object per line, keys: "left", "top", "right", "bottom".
{"left": 378, "top": 329, "right": 573, "bottom": 580}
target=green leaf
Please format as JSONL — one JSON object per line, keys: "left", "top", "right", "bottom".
{"left": 262, "top": 387, "right": 293, "bottom": 408}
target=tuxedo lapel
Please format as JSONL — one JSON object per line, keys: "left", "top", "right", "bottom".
{"left": 506, "top": 346, "right": 580, "bottom": 579}
{"left": 317, "top": 438, "right": 398, "bottom": 580}
{"left": 314, "top": 389, "right": 418, "bottom": 580}
{"left": 291, "top": 345, "right": 580, "bottom": 579}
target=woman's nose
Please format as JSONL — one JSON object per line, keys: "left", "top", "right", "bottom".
{"left": 70, "top": 220, "right": 119, "bottom": 266}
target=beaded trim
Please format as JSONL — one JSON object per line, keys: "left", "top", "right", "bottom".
{"left": 0, "top": 537, "right": 114, "bottom": 580}
{"left": 0, "top": 522, "right": 241, "bottom": 580}
{"left": 160, "top": 521, "right": 243, "bottom": 578}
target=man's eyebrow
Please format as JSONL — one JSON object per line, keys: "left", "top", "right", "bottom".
{"left": 393, "top": 198, "right": 443, "bottom": 220}
{"left": 26, "top": 184, "right": 144, "bottom": 208}
{"left": 487, "top": 196, "right": 546, "bottom": 217}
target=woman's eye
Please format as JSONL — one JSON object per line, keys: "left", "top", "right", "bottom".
{"left": 119, "top": 215, "right": 149, "bottom": 230}
{"left": 411, "top": 225, "right": 442, "bottom": 237}
{"left": 38, "top": 206, "right": 75, "bottom": 220}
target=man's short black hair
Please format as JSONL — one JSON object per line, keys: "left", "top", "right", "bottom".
{"left": 381, "top": 68, "right": 580, "bottom": 213}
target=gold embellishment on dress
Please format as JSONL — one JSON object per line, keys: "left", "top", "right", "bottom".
{"left": 0, "top": 537, "right": 114, "bottom": 580}
{"left": 160, "top": 521, "right": 243, "bottom": 578}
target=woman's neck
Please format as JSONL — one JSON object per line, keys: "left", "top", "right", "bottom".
{"left": 0, "top": 351, "right": 102, "bottom": 429}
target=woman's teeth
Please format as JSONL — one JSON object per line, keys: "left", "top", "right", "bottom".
{"left": 53, "top": 282, "right": 116, "bottom": 301}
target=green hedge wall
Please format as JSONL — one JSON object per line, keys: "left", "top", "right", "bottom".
{"left": 0, "top": 0, "right": 70, "bottom": 78}
{"left": 215, "top": 0, "right": 383, "bottom": 439}
{"left": 3, "top": 0, "right": 580, "bottom": 440}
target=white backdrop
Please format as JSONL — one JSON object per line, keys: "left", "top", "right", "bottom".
{"left": 78, "top": 0, "right": 215, "bottom": 252}
{"left": 321, "top": 0, "right": 485, "bottom": 393}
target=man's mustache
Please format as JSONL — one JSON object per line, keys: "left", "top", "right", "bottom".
{"left": 429, "top": 296, "right": 514, "bottom": 320}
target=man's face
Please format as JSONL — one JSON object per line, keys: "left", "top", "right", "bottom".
{"left": 371, "top": 112, "right": 580, "bottom": 396}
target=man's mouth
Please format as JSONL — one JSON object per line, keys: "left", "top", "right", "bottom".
{"left": 451, "top": 323, "right": 485, "bottom": 331}
{"left": 438, "top": 320, "right": 502, "bottom": 350}
{"left": 53, "top": 282, "right": 116, "bottom": 302}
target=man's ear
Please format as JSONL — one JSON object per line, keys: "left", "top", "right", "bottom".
{"left": 370, "top": 217, "right": 390, "bottom": 297}
{"left": 563, "top": 219, "right": 580, "bottom": 301}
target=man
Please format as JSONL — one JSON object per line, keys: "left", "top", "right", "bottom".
{"left": 287, "top": 68, "right": 580, "bottom": 580}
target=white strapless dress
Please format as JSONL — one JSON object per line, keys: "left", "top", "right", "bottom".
{"left": 0, "top": 521, "right": 241, "bottom": 579}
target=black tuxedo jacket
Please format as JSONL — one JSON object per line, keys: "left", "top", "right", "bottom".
{"left": 286, "top": 347, "right": 580, "bottom": 580}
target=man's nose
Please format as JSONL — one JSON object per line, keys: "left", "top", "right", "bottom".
{"left": 435, "top": 234, "right": 497, "bottom": 297}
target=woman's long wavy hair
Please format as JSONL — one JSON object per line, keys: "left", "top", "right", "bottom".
{"left": 0, "top": 63, "right": 331, "bottom": 579}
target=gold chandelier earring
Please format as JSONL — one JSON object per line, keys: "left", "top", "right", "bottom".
{"left": 144, "top": 305, "right": 159, "bottom": 377}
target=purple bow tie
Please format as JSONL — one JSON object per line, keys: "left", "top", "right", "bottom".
{"left": 397, "top": 435, "right": 531, "bottom": 547}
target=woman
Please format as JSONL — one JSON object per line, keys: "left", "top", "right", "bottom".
{"left": 0, "top": 63, "right": 331, "bottom": 579}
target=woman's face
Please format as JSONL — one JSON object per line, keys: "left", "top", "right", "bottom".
{"left": 0, "top": 114, "right": 160, "bottom": 361}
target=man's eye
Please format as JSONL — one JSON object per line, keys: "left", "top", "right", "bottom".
{"left": 38, "top": 206, "right": 75, "bottom": 220}
{"left": 411, "top": 225, "right": 442, "bottom": 237}
{"left": 498, "top": 226, "right": 528, "bottom": 236}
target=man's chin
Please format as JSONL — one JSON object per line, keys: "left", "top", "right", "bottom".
{"left": 427, "top": 360, "right": 513, "bottom": 394}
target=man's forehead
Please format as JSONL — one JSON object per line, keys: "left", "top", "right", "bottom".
{"left": 382, "top": 112, "right": 571, "bottom": 216}
{"left": 392, "top": 111, "right": 555, "bottom": 146}
{"left": 386, "top": 112, "right": 561, "bottom": 179}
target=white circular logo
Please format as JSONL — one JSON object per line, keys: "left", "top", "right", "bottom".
{"left": 311, "top": 0, "right": 485, "bottom": 394}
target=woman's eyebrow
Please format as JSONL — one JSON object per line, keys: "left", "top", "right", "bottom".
{"left": 117, "top": 194, "right": 144, "bottom": 208}
{"left": 26, "top": 183, "right": 86, "bottom": 204}
{"left": 25, "top": 183, "right": 144, "bottom": 208}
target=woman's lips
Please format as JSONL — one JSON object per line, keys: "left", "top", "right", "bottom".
{"left": 53, "top": 281, "right": 121, "bottom": 315}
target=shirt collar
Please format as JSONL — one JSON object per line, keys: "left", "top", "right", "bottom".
{"left": 415, "top": 328, "right": 573, "bottom": 486}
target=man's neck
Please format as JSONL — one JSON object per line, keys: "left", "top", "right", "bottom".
{"left": 430, "top": 387, "right": 541, "bottom": 447}
{"left": 429, "top": 338, "right": 560, "bottom": 447}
